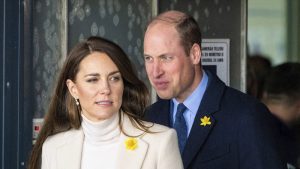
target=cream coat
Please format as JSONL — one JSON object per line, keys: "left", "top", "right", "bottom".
{"left": 41, "top": 114, "right": 183, "bottom": 169}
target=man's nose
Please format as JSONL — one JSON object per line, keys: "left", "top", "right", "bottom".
{"left": 153, "top": 61, "right": 163, "bottom": 78}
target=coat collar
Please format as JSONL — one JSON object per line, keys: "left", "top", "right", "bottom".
{"left": 55, "top": 114, "right": 149, "bottom": 169}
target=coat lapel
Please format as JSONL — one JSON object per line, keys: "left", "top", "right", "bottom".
{"left": 182, "top": 111, "right": 216, "bottom": 167}
{"left": 182, "top": 71, "right": 226, "bottom": 168}
{"left": 116, "top": 114, "right": 149, "bottom": 169}
{"left": 57, "top": 129, "right": 84, "bottom": 169}
{"left": 117, "top": 135, "right": 148, "bottom": 169}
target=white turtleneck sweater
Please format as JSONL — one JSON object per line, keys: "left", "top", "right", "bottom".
{"left": 81, "top": 113, "right": 121, "bottom": 169}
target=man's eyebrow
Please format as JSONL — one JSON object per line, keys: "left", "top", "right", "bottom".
{"left": 144, "top": 53, "right": 170, "bottom": 58}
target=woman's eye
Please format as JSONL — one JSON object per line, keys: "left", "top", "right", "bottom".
{"left": 86, "top": 78, "right": 98, "bottom": 83}
{"left": 109, "top": 75, "right": 122, "bottom": 82}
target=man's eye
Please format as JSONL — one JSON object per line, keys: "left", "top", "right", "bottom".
{"left": 161, "top": 55, "right": 173, "bottom": 61}
{"left": 144, "top": 56, "right": 153, "bottom": 62}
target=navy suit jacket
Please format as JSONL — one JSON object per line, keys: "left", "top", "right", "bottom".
{"left": 144, "top": 71, "right": 286, "bottom": 169}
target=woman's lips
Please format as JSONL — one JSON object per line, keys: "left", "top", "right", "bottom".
{"left": 95, "top": 100, "right": 113, "bottom": 105}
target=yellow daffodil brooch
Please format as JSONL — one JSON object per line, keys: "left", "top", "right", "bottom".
{"left": 124, "top": 138, "right": 138, "bottom": 150}
{"left": 200, "top": 116, "right": 211, "bottom": 126}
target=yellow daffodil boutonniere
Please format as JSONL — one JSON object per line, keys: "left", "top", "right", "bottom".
{"left": 125, "top": 138, "right": 138, "bottom": 150}
{"left": 200, "top": 116, "right": 211, "bottom": 126}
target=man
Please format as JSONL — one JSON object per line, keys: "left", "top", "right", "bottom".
{"left": 262, "top": 62, "right": 300, "bottom": 168}
{"left": 143, "top": 10, "right": 285, "bottom": 169}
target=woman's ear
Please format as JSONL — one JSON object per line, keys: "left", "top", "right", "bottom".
{"left": 66, "top": 79, "right": 78, "bottom": 98}
{"left": 190, "top": 43, "right": 201, "bottom": 65}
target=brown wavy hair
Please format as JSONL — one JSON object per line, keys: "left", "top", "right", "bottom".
{"left": 27, "top": 36, "right": 150, "bottom": 169}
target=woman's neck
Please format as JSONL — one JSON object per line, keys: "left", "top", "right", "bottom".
{"left": 81, "top": 113, "right": 120, "bottom": 145}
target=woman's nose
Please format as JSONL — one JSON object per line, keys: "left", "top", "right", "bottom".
{"left": 99, "top": 80, "right": 111, "bottom": 95}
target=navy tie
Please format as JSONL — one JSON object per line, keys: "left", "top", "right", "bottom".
{"left": 174, "top": 103, "right": 187, "bottom": 153}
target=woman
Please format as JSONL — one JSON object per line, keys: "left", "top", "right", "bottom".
{"left": 28, "top": 36, "right": 183, "bottom": 169}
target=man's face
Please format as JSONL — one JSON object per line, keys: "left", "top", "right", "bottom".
{"left": 143, "top": 22, "right": 200, "bottom": 102}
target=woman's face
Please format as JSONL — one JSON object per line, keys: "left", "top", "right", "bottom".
{"left": 67, "top": 52, "right": 124, "bottom": 122}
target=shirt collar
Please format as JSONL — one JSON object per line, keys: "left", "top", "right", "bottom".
{"left": 172, "top": 70, "right": 208, "bottom": 114}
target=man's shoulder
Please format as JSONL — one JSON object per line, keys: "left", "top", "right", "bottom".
{"left": 144, "top": 99, "right": 170, "bottom": 123}
{"left": 146, "top": 99, "right": 169, "bottom": 112}
{"left": 224, "top": 86, "right": 263, "bottom": 107}
{"left": 205, "top": 72, "right": 263, "bottom": 110}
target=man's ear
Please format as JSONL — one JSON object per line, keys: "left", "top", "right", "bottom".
{"left": 190, "top": 43, "right": 201, "bottom": 65}
{"left": 66, "top": 79, "right": 78, "bottom": 98}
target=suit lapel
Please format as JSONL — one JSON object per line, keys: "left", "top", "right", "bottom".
{"left": 182, "top": 71, "right": 226, "bottom": 168}
{"left": 57, "top": 129, "right": 84, "bottom": 169}
{"left": 182, "top": 110, "right": 216, "bottom": 167}
{"left": 116, "top": 114, "right": 149, "bottom": 169}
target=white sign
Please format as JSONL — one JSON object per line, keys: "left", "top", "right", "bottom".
{"left": 201, "top": 39, "right": 230, "bottom": 85}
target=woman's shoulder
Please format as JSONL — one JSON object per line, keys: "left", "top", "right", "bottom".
{"left": 139, "top": 121, "right": 179, "bottom": 154}
{"left": 140, "top": 120, "right": 176, "bottom": 140}
{"left": 43, "top": 128, "right": 83, "bottom": 148}
{"left": 143, "top": 120, "right": 172, "bottom": 132}
{"left": 122, "top": 114, "right": 175, "bottom": 138}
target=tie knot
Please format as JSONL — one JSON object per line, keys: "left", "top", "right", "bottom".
{"left": 176, "top": 103, "right": 187, "bottom": 115}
